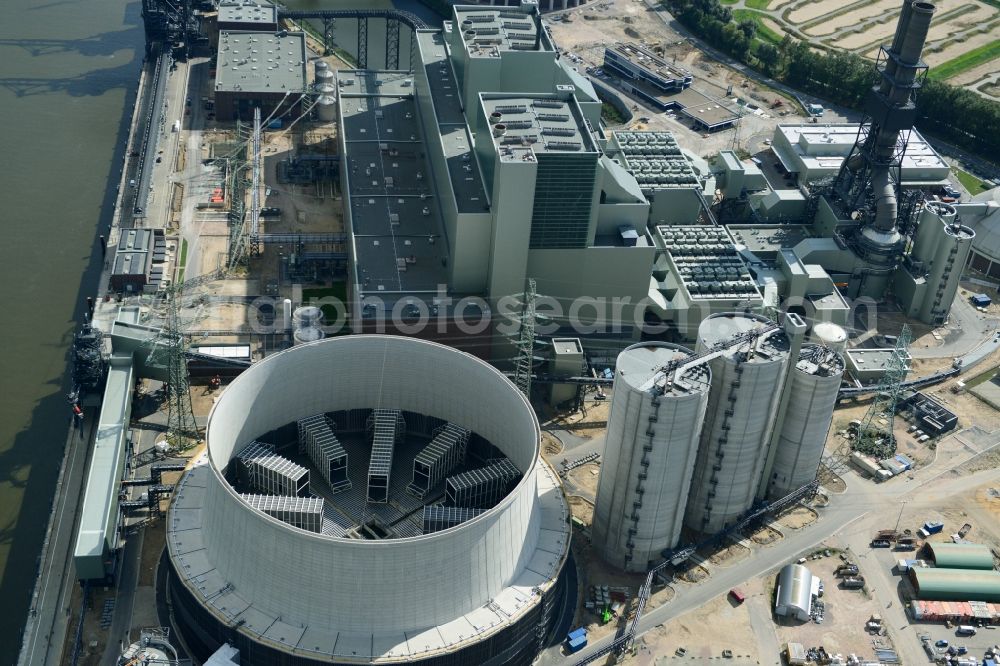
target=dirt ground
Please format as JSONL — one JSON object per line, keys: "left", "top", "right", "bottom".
{"left": 702, "top": 541, "right": 751, "bottom": 567}
{"left": 568, "top": 495, "right": 596, "bottom": 526}
{"left": 773, "top": 546, "right": 893, "bottom": 660}
{"left": 747, "top": 525, "right": 783, "bottom": 545}
{"left": 566, "top": 462, "right": 602, "bottom": 500}
{"left": 776, "top": 505, "right": 818, "bottom": 530}
{"left": 629, "top": 590, "right": 761, "bottom": 666}
{"left": 541, "top": 431, "right": 563, "bottom": 458}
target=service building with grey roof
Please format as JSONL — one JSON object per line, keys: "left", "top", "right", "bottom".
{"left": 214, "top": 31, "right": 307, "bottom": 120}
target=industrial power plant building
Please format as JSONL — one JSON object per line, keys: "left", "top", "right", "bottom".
{"left": 593, "top": 313, "right": 844, "bottom": 571}
{"left": 165, "top": 336, "right": 570, "bottom": 665}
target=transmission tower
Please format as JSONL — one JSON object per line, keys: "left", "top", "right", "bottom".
{"left": 511, "top": 279, "right": 538, "bottom": 400}
{"left": 854, "top": 324, "right": 911, "bottom": 459}
{"left": 147, "top": 271, "right": 221, "bottom": 449}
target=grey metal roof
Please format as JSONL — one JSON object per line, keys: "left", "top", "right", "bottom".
{"left": 337, "top": 70, "right": 452, "bottom": 299}
{"left": 215, "top": 31, "right": 307, "bottom": 94}
{"left": 453, "top": 5, "right": 551, "bottom": 57}
{"left": 775, "top": 564, "right": 813, "bottom": 617}
{"left": 218, "top": 0, "right": 277, "bottom": 26}
{"left": 74, "top": 355, "right": 134, "bottom": 579}
{"left": 481, "top": 95, "right": 597, "bottom": 161}
{"left": 415, "top": 30, "right": 489, "bottom": 215}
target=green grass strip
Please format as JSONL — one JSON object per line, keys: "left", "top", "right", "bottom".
{"left": 745, "top": 0, "right": 772, "bottom": 8}
{"left": 953, "top": 167, "right": 993, "bottom": 193}
{"left": 928, "top": 39, "right": 1000, "bottom": 81}
{"left": 734, "top": 9, "right": 784, "bottom": 46}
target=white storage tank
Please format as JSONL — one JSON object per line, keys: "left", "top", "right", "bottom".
{"left": 315, "top": 82, "right": 337, "bottom": 123}
{"left": 809, "top": 322, "right": 848, "bottom": 353}
{"left": 766, "top": 345, "right": 845, "bottom": 499}
{"left": 292, "top": 305, "right": 324, "bottom": 329}
{"left": 293, "top": 326, "right": 325, "bottom": 345}
{"left": 685, "top": 313, "right": 789, "bottom": 534}
{"left": 314, "top": 60, "right": 334, "bottom": 86}
{"left": 593, "top": 343, "right": 711, "bottom": 572}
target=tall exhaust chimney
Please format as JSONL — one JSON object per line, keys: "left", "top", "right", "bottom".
{"left": 832, "top": 0, "right": 935, "bottom": 297}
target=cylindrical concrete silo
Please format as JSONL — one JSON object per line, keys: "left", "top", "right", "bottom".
{"left": 766, "top": 345, "right": 845, "bottom": 499}
{"left": 684, "top": 313, "right": 790, "bottom": 535}
{"left": 593, "top": 343, "right": 711, "bottom": 572}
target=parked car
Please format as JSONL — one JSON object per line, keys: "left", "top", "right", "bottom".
{"left": 936, "top": 640, "right": 950, "bottom": 648}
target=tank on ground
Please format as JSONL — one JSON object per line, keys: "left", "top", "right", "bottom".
{"left": 766, "top": 345, "right": 845, "bottom": 498}
{"left": 684, "top": 313, "right": 789, "bottom": 535}
{"left": 593, "top": 343, "right": 711, "bottom": 572}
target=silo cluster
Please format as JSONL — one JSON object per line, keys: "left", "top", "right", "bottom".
{"left": 314, "top": 60, "right": 338, "bottom": 123}
{"left": 594, "top": 313, "right": 844, "bottom": 571}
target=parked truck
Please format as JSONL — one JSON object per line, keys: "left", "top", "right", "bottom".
{"left": 841, "top": 576, "right": 866, "bottom": 590}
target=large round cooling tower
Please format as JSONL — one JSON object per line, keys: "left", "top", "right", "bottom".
{"left": 766, "top": 345, "right": 845, "bottom": 499}
{"left": 592, "top": 343, "right": 711, "bottom": 572}
{"left": 685, "top": 313, "right": 790, "bottom": 534}
{"left": 165, "top": 336, "right": 569, "bottom": 665}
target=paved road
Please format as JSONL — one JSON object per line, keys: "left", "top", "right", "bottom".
{"left": 17, "top": 417, "right": 96, "bottom": 666}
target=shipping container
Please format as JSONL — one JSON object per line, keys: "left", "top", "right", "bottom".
{"left": 568, "top": 635, "right": 588, "bottom": 653}
{"left": 923, "top": 521, "right": 944, "bottom": 534}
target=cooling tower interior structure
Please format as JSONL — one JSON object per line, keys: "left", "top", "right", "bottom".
{"left": 765, "top": 345, "right": 845, "bottom": 499}
{"left": 592, "top": 343, "right": 711, "bottom": 572}
{"left": 165, "top": 336, "right": 570, "bottom": 666}
{"left": 684, "top": 313, "right": 790, "bottom": 535}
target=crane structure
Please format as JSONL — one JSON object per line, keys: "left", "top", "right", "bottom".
{"left": 146, "top": 270, "right": 223, "bottom": 449}
{"left": 854, "top": 324, "right": 912, "bottom": 459}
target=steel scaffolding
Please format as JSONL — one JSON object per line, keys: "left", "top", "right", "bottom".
{"left": 407, "top": 423, "right": 470, "bottom": 498}
{"left": 422, "top": 505, "right": 484, "bottom": 534}
{"left": 239, "top": 441, "right": 310, "bottom": 497}
{"left": 365, "top": 409, "right": 405, "bottom": 503}
{"left": 298, "top": 414, "right": 351, "bottom": 493}
{"left": 242, "top": 494, "right": 324, "bottom": 532}
{"left": 445, "top": 458, "right": 520, "bottom": 509}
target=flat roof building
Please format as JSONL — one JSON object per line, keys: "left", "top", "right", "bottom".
{"left": 217, "top": 1, "right": 278, "bottom": 32}
{"left": 214, "top": 31, "right": 307, "bottom": 120}
{"left": 110, "top": 228, "right": 166, "bottom": 293}
{"left": 771, "top": 125, "right": 950, "bottom": 185}
{"left": 602, "top": 42, "right": 691, "bottom": 95}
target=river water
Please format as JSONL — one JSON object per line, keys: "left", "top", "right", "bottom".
{"left": 0, "top": 0, "right": 441, "bottom": 660}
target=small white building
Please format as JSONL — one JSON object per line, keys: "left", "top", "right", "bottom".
{"left": 775, "top": 563, "right": 814, "bottom": 621}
